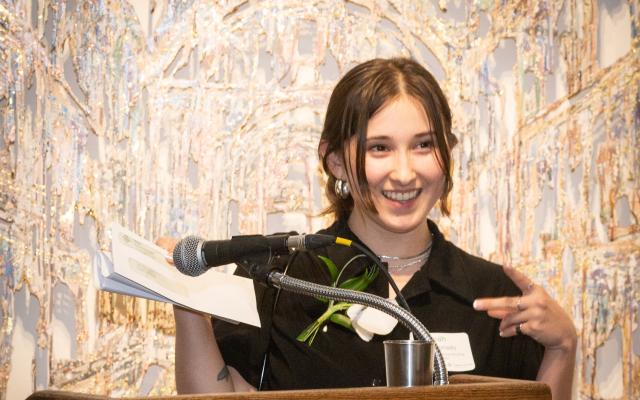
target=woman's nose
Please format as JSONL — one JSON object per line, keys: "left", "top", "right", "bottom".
{"left": 390, "top": 152, "right": 416, "bottom": 184}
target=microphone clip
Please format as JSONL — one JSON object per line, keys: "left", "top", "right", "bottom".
{"left": 237, "top": 258, "right": 279, "bottom": 286}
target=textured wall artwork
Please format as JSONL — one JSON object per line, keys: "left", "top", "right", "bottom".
{"left": 0, "top": 0, "right": 638, "bottom": 398}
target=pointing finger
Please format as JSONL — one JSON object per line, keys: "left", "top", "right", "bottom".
{"left": 486, "top": 308, "right": 512, "bottom": 319}
{"left": 503, "top": 265, "right": 534, "bottom": 293}
{"left": 473, "top": 296, "right": 518, "bottom": 311}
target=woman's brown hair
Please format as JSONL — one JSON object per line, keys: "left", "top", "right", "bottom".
{"left": 320, "top": 57, "right": 458, "bottom": 220}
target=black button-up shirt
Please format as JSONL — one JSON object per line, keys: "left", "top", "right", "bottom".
{"left": 214, "top": 219, "right": 543, "bottom": 389}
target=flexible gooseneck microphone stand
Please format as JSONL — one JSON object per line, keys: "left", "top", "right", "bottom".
{"left": 263, "top": 269, "right": 449, "bottom": 386}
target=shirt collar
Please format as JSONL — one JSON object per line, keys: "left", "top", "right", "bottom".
{"left": 326, "top": 218, "right": 476, "bottom": 305}
{"left": 400, "top": 220, "right": 477, "bottom": 305}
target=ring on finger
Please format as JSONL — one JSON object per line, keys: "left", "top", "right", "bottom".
{"left": 515, "top": 323, "right": 523, "bottom": 336}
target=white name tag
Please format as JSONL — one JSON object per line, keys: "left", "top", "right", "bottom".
{"left": 430, "top": 332, "right": 475, "bottom": 372}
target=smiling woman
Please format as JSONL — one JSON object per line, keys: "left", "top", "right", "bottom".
{"left": 156, "top": 57, "right": 577, "bottom": 400}
{"left": 319, "top": 58, "right": 457, "bottom": 223}
{"left": 326, "top": 95, "right": 446, "bottom": 252}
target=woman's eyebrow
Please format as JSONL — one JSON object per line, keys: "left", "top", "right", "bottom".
{"left": 366, "top": 131, "right": 435, "bottom": 140}
{"left": 365, "top": 135, "right": 391, "bottom": 141}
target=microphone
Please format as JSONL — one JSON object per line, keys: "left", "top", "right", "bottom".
{"left": 173, "top": 233, "right": 336, "bottom": 277}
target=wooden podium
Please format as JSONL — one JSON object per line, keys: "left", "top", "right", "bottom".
{"left": 27, "top": 375, "right": 550, "bottom": 400}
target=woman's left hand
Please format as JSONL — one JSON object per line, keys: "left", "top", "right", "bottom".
{"left": 473, "top": 265, "right": 577, "bottom": 351}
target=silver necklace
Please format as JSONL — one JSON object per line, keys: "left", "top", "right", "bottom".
{"left": 379, "top": 243, "right": 433, "bottom": 271}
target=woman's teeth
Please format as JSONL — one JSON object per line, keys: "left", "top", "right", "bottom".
{"left": 383, "top": 189, "right": 420, "bottom": 201}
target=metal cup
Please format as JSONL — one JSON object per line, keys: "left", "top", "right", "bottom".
{"left": 383, "top": 339, "right": 434, "bottom": 387}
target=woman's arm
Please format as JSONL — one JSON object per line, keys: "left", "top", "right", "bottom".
{"left": 536, "top": 338, "right": 577, "bottom": 400}
{"left": 156, "top": 237, "right": 256, "bottom": 394}
{"left": 173, "top": 306, "right": 255, "bottom": 393}
{"left": 473, "top": 266, "right": 577, "bottom": 400}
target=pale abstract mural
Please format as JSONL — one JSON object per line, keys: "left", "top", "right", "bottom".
{"left": 0, "top": 0, "right": 638, "bottom": 398}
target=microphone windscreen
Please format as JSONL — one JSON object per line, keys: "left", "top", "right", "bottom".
{"left": 173, "top": 236, "right": 206, "bottom": 276}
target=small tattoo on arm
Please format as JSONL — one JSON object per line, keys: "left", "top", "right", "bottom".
{"left": 217, "top": 365, "right": 230, "bottom": 381}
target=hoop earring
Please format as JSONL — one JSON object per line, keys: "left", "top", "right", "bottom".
{"left": 334, "top": 179, "right": 350, "bottom": 199}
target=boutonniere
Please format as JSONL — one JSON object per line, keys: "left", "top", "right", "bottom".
{"left": 296, "top": 254, "right": 398, "bottom": 345}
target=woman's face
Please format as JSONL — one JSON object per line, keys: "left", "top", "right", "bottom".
{"left": 349, "top": 95, "right": 445, "bottom": 235}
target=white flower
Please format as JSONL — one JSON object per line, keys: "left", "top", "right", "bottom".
{"left": 346, "top": 300, "right": 399, "bottom": 342}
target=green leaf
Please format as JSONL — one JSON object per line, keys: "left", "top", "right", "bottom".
{"left": 296, "top": 303, "right": 352, "bottom": 345}
{"left": 308, "top": 327, "right": 320, "bottom": 345}
{"left": 338, "top": 274, "right": 366, "bottom": 290}
{"left": 329, "top": 313, "right": 354, "bottom": 331}
{"left": 339, "top": 265, "right": 379, "bottom": 291}
{"left": 317, "top": 255, "right": 339, "bottom": 282}
{"left": 296, "top": 319, "right": 321, "bottom": 342}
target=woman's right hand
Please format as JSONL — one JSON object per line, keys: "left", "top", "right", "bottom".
{"left": 155, "top": 236, "right": 204, "bottom": 318}
{"left": 155, "top": 236, "right": 179, "bottom": 265}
